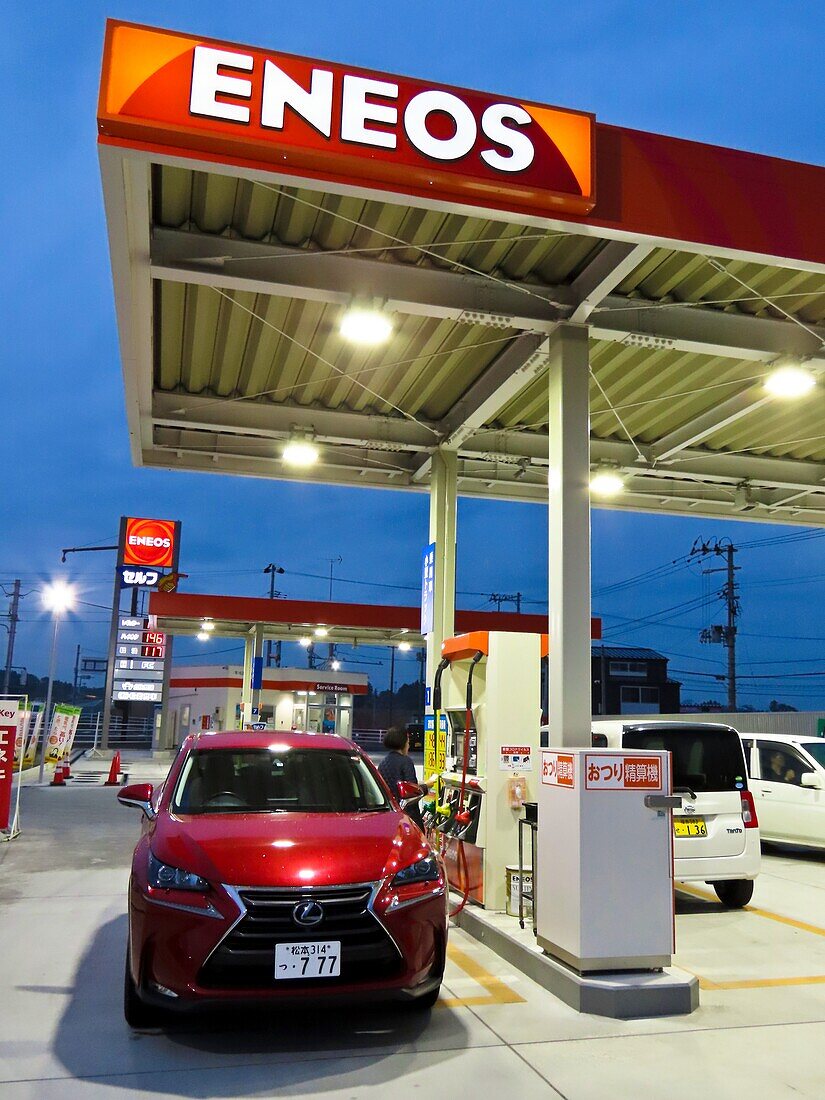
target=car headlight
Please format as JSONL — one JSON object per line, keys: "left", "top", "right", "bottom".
{"left": 148, "top": 852, "right": 209, "bottom": 892}
{"left": 391, "top": 856, "right": 440, "bottom": 887}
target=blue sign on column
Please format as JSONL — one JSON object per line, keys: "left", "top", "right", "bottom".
{"left": 421, "top": 542, "right": 436, "bottom": 635}
{"left": 251, "top": 657, "right": 263, "bottom": 691}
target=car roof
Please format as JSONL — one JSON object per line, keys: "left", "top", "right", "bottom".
{"left": 184, "top": 730, "right": 359, "bottom": 752}
{"left": 738, "top": 731, "right": 820, "bottom": 744}
{"left": 591, "top": 720, "right": 739, "bottom": 735}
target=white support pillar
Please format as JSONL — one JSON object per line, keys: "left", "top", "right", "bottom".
{"left": 241, "top": 624, "right": 265, "bottom": 727}
{"left": 425, "top": 448, "right": 458, "bottom": 696}
{"left": 547, "top": 324, "right": 592, "bottom": 747}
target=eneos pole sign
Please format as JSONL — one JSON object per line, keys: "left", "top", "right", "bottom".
{"left": 98, "top": 21, "right": 595, "bottom": 219}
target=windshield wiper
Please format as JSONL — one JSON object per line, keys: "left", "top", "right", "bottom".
{"left": 674, "top": 785, "right": 698, "bottom": 800}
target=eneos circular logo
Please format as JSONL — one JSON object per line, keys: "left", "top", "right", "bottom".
{"left": 123, "top": 518, "right": 176, "bottom": 568}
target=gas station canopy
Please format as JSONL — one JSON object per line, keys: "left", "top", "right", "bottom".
{"left": 147, "top": 590, "right": 601, "bottom": 647}
{"left": 99, "top": 20, "right": 825, "bottom": 525}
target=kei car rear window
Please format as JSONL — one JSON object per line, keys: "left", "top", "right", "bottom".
{"left": 621, "top": 727, "right": 747, "bottom": 792}
{"left": 172, "top": 748, "right": 390, "bottom": 814}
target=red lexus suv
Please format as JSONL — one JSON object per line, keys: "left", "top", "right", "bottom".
{"left": 118, "top": 731, "right": 448, "bottom": 1026}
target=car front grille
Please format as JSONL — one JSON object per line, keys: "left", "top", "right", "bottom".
{"left": 199, "top": 883, "right": 403, "bottom": 990}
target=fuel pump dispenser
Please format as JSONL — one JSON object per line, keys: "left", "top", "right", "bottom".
{"left": 425, "top": 631, "right": 542, "bottom": 911}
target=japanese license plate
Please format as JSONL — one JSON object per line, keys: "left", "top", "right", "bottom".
{"left": 274, "top": 941, "right": 341, "bottom": 980}
{"left": 674, "top": 817, "right": 707, "bottom": 838}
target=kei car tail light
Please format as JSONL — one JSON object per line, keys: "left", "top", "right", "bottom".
{"left": 740, "top": 790, "right": 758, "bottom": 828}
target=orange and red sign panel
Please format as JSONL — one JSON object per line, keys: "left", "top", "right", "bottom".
{"left": 98, "top": 21, "right": 595, "bottom": 218}
{"left": 541, "top": 751, "right": 576, "bottom": 788}
{"left": 122, "top": 517, "right": 177, "bottom": 569}
{"left": 585, "top": 754, "right": 663, "bottom": 791}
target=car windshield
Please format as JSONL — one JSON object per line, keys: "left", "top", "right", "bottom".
{"left": 801, "top": 742, "right": 825, "bottom": 769}
{"left": 622, "top": 726, "right": 746, "bottom": 792}
{"left": 172, "top": 748, "right": 391, "bottom": 814}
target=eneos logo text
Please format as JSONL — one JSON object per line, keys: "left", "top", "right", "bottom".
{"left": 122, "top": 517, "right": 176, "bottom": 568}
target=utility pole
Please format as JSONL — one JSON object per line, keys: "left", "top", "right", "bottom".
{"left": 2, "top": 580, "right": 22, "bottom": 695}
{"left": 324, "top": 556, "right": 342, "bottom": 666}
{"left": 692, "top": 538, "right": 740, "bottom": 711}
{"left": 388, "top": 645, "right": 396, "bottom": 728}
{"left": 73, "top": 644, "right": 81, "bottom": 705}
{"left": 489, "top": 592, "right": 523, "bottom": 613}
{"left": 263, "top": 564, "right": 285, "bottom": 667}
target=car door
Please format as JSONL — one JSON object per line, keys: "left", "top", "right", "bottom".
{"left": 754, "top": 740, "right": 812, "bottom": 844}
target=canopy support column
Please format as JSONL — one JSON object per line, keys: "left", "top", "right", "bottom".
{"left": 547, "top": 324, "right": 592, "bottom": 747}
{"left": 241, "top": 624, "right": 265, "bottom": 727}
{"left": 425, "top": 449, "right": 457, "bottom": 697}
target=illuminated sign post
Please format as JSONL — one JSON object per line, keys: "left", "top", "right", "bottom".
{"left": 98, "top": 21, "right": 595, "bottom": 221}
{"left": 101, "top": 517, "right": 181, "bottom": 749}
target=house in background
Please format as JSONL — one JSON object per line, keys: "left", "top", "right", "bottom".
{"left": 591, "top": 644, "right": 681, "bottom": 716}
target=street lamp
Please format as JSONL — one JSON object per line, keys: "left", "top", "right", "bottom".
{"left": 39, "top": 581, "right": 77, "bottom": 784}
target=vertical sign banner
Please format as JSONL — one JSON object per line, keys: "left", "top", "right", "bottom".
{"left": 23, "top": 707, "right": 44, "bottom": 767}
{"left": 60, "top": 707, "right": 82, "bottom": 760}
{"left": 421, "top": 543, "right": 436, "bottom": 635}
{"left": 13, "top": 708, "right": 30, "bottom": 767}
{"left": 0, "top": 702, "right": 19, "bottom": 830}
{"left": 45, "top": 705, "right": 81, "bottom": 765}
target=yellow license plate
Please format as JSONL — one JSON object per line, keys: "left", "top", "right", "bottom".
{"left": 674, "top": 817, "right": 707, "bottom": 838}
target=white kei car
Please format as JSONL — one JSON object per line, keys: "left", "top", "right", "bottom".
{"left": 739, "top": 733, "right": 825, "bottom": 850}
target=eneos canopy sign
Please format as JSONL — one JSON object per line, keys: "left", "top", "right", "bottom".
{"left": 98, "top": 21, "right": 595, "bottom": 218}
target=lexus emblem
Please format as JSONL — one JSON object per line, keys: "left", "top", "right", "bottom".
{"left": 292, "top": 900, "right": 324, "bottom": 927}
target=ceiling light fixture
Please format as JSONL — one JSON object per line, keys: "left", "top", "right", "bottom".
{"left": 298, "top": 636, "right": 312, "bottom": 647}
{"left": 314, "top": 627, "right": 329, "bottom": 638}
{"left": 282, "top": 438, "right": 319, "bottom": 467}
{"left": 201, "top": 620, "right": 215, "bottom": 632}
{"left": 340, "top": 305, "right": 393, "bottom": 347}
{"left": 764, "top": 363, "right": 816, "bottom": 399}
{"left": 196, "top": 631, "right": 210, "bottom": 642}
{"left": 589, "top": 467, "right": 625, "bottom": 497}
{"left": 397, "top": 641, "right": 412, "bottom": 652}
{"left": 330, "top": 660, "right": 341, "bottom": 671}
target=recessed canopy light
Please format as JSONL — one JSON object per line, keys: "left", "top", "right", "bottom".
{"left": 764, "top": 364, "right": 816, "bottom": 399}
{"left": 397, "top": 641, "right": 412, "bottom": 652}
{"left": 314, "top": 627, "right": 329, "bottom": 638}
{"left": 201, "top": 620, "right": 215, "bottom": 632}
{"left": 283, "top": 439, "right": 319, "bottom": 467}
{"left": 340, "top": 307, "right": 393, "bottom": 346}
{"left": 196, "top": 631, "right": 209, "bottom": 642}
{"left": 298, "top": 636, "right": 312, "bottom": 647}
{"left": 590, "top": 469, "right": 625, "bottom": 497}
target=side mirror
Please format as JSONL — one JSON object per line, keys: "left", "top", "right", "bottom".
{"left": 800, "top": 772, "right": 824, "bottom": 790}
{"left": 396, "top": 780, "right": 423, "bottom": 808}
{"left": 117, "top": 782, "right": 156, "bottom": 819}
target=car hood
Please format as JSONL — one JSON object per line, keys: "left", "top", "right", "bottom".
{"left": 151, "top": 810, "right": 429, "bottom": 888}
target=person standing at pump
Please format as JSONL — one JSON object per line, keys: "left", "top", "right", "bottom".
{"left": 378, "top": 727, "right": 427, "bottom": 829}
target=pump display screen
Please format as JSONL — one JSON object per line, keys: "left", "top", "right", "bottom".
{"left": 446, "top": 710, "right": 478, "bottom": 775}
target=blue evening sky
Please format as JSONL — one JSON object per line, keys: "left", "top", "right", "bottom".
{"left": 2, "top": 2, "right": 824, "bottom": 705}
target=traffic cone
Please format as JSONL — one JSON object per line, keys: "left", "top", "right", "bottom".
{"left": 62, "top": 757, "right": 71, "bottom": 779}
{"left": 105, "top": 751, "right": 121, "bottom": 787}
{"left": 50, "top": 762, "right": 66, "bottom": 787}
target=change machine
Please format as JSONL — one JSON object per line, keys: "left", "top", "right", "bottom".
{"left": 536, "top": 748, "right": 678, "bottom": 972}
{"left": 428, "top": 631, "right": 542, "bottom": 910}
